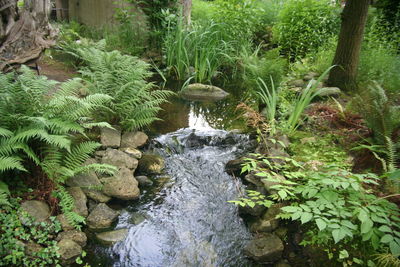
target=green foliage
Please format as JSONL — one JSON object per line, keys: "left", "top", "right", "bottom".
{"left": 256, "top": 77, "right": 279, "bottom": 135}
{"left": 0, "top": 197, "right": 61, "bottom": 266}
{"left": 69, "top": 45, "right": 173, "bottom": 131}
{"left": 284, "top": 66, "right": 334, "bottom": 134}
{"left": 54, "top": 187, "right": 86, "bottom": 230}
{"left": 232, "top": 153, "right": 400, "bottom": 265}
{"left": 353, "top": 83, "right": 400, "bottom": 172}
{"left": 273, "top": 0, "right": 340, "bottom": 59}
{"left": 279, "top": 167, "right": 400, "bottom": 264}
{"left": 164, "top": 15, "right": 231, "bottom": 82}
{"left": 240, "top": 47, "right": 287, "bottom": 93}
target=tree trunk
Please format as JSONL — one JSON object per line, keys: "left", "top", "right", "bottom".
{"left": 180, "top": 0, "right": 192, "bottom": 25}
{"left": 0, "top": 0, "right": 56, "bottom": 72}
{"left": 327, "top": 0, "right": 370, "bottom": 91}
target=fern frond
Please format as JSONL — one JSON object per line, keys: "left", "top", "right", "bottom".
{"left": 64, "top": 142, "right": 101, "bottom": 170}
{"left": 0, "top": 156, "right": 26, "bottom": 172}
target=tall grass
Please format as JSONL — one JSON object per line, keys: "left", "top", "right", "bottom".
{"left": 164, "top": 17, "right": 231, "bottom": 83}
{"left": 256, "top": 77, "right": 279, "bottom": 135}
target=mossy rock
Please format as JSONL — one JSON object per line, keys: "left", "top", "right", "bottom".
{"left": 180, "top": 83, "right": 229, "bottom": 101}
{"left": 137, "top": 154, "right": 165, "bottom": 175}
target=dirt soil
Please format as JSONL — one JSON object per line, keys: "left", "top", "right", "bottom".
{"left": 37, "top": 57, "right": 78, "bottom": 82}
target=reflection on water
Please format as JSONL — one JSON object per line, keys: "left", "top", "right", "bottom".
{"left": 150, "top": 95, "right": 245, "bottom": 134}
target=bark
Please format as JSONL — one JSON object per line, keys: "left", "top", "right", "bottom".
{"left": 0, "top": 0, "right": 56, "bottom": 72}
{"left": 180, "top": 0, "right": 192, "bottom": 26}
{"left": 327, "top": 0, "right": 370, "bottom": 91}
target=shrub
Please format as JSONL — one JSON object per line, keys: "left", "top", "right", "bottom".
{"left": 273, "top": 0, "right": 340, "bottom": 59}
{"left": 240, "top": 47, "right": 287, "bottom": 92}
{"left": 70, "top": 46, "right": 173, "bottom": 131}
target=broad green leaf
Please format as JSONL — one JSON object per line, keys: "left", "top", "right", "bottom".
{"left": 358, "top": 209, "right": 369, "bottom": 223}
{"left": 339, "top": 250, "right": 349, "bottom": 259}
{"left": 315, "top": 218, "right": 327, "bottom": 231}
{"left": 390, "top": 240, "right": 400, "bottom": 256}
{"left": 361, "top": 219, "right": 373, "bottom": 234}
{"left": 380, "top": 234, "right": 393, "bottom": 243}
{"left": 281, "top": 206, "right": 299, "bottom": 213}
{"left": 378, "top": 225, "right": 392, "bottom": 233}
{"left": 300, "top": 212, "right": 313, "bottom": 224}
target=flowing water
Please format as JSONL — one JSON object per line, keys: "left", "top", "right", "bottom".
{"left": 86, "top": 92, "right": 257, "bottom": 267}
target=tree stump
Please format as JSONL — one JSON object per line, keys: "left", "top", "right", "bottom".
{"left": 0, "top": 0, "right": 56, "bottom": 72}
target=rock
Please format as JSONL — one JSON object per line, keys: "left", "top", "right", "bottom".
{"left": 185, "top": 132, "right": 210, "bottom": 148}
{"left": 57, "top": 214, "right": 74, "bottom": 231}
{"left": 303, "top": 72, "right": 318, "bottom": 81}
{"left": 95, "top": 150, "right": 106, "bottom": 158}
{"left": 120, "top": 131, "right": 148, "bottom": 149}
{"left": 225, "top": 157, "right": 246, "bottom": 177}
{"left": 318, "top": 87, "right": 341, "bottom": 97}
{"left": 244, "top": 234, "right": 284, "bottom": 263}
{"left": 123, "top": 147, "right": 142, "bottom": 159}
{"left": 66, "top": 187, "right": 88, "bottom": 217}
{"left": 100, "top": 127, "right": 121, "bottom": 148}
{"left": 83, "top": 188, "right": 111, "bottom": 203}
{"left": 180, "top": 83, "right": 229, "bottom": 101}
{"left": 137, "top": 154, "right": 165, "bottom": 175}
{"left": 244, "top": 173, "right": 263, "bottom": 187}
{"left": 288, "top": 79, "right": 305, "bottom": 87}
{"left": 288, "top": 87, "right": 303, "bottom": 93}
{"left": 129, "top": 212, "right": 147, "bottom": 225}
{"left": 251, "top": 204, "right": 282, "bottom": 233}
{"left": 239, "top": 203, "right": 267, "bottom": 217}
{"left": 25, "top": 242, "right": 43, "bottom": 255}
{"left": 21, "top": 200, "right": 50, "bottom": 223}
{"left": 86, "top": 203, "right": 119, "bottom": 230}
{"left": 57, "top": 239, "right": 82, "bottom": 264}
{"left": 261, "top": 174, "right": 286, "bottom": 193}
{"left": 308, "top": 79, "right": 323, "bottom": 89}
{"left": 95, "top": 228, "right": 128, "bottom": 245}
{"left": 56, "top": 230, "right": 87, "bottom": 247}
{"left": 102, "top": 167, "right": 140, "bottom": 200}
{"left": 274, "top": 227, "right": 288, "bottom": 239}
{"left": 102, "top": 148, "right": 138, "bottom": 170}
{"left": 66, "top": 171, "right": 101, "bottom": 188}
{"left": 275, "top": 259, "right": 291, "bottom": 267}
{"left": 136, "top": 175, "right": 154, "bottom": 187}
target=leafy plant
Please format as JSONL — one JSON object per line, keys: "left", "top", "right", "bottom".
{"left": 0, "top": 197, "right": 61, "bottom": 266}
{"left": 353, "top": 82, "right": 400, "bottom": 172}
{"left": 284, "top": 66, "right": 334, "bottom": 134}
{"left": 256, "top": 77, "right": 279, "bottom": 135}
{"left": 69, "top": 46, "right": 173, "bottom": 131}
{"left": 163, "top": 16, "right": 231, "bottom": 82}
{"left": 273, "top": 0, "right": 340, "bottom": 59}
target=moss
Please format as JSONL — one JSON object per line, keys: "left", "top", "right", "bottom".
{"left": 288, "top": 131, "right": 350, "bottom": 168}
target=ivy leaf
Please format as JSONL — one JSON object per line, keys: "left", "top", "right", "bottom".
{"left": 361, "top": 219, "right": 373, "bottom": 234}
{"left": 300, "top": 212, "right": 313, "bottom": 224}
{"left": 315, "top": 218, "right": 327, "bottom": 231}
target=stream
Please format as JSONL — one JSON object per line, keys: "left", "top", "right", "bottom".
{"left": 86, "top": 91, "right": 257, "bottom": 266}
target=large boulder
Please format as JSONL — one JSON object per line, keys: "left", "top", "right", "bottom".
{"left": 86, "top": 203, "right": 119, "bottom": 230}
{"left": 102, "top": 167, "right": 140, "bottom": 200}
{"left": 100, "top": 127, "right": 121, "bottom": 148}
{"left": 180, "top": 83, "right": 229, "bottom": 101}
{"left": 56, "top": 230, "right": 87, "bottom": 247}
{"left": 244, "top": 234, "right": 284, "bottom": 263}
{"left": 21, "top": 200, "right": 50, "bottom": 223}
{"left": 101, "top": 148, "right": 138, "bottom": 170}
{"left": 66, "top": 187, "right": 88, "bottom": 217}
{"left": 96, "top": 228, "right": 128, "bottom": 245}
{"left": 121, "top": 131, "right": 148, "bottom": 149}
{"left": 58, "top": 239, "right": 82, "bottom": 264}
{"left": 137, "top": 154, "right": 165, "bottom": 175}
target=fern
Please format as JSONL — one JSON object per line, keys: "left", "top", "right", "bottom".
{"left": 68, "top": 45, "right": 174, "bottom": 131}
{"left": 355, "top": 82, "right": 400, "bottom": 171}
{"left": 55, "top": 186, "right": 85, "bottom": 230}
